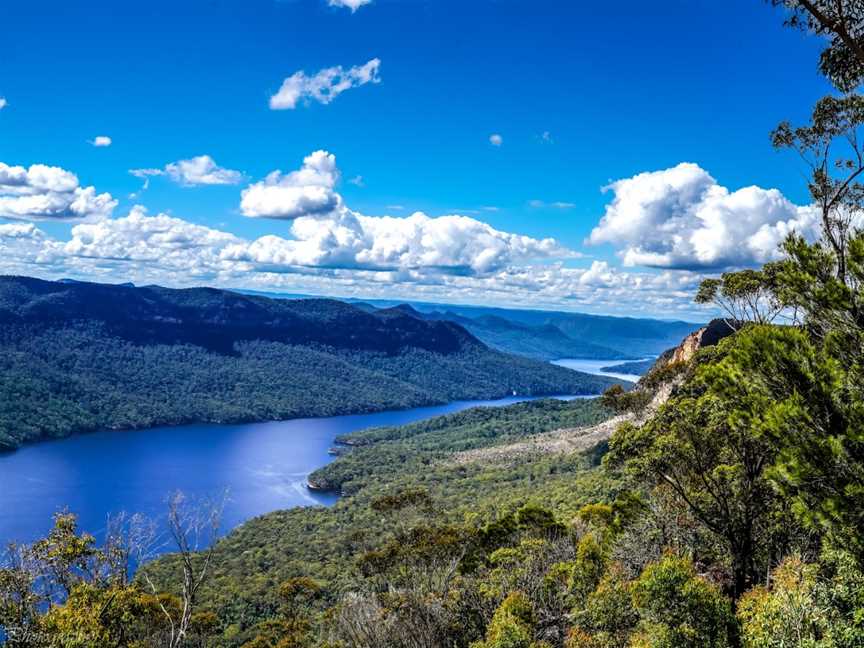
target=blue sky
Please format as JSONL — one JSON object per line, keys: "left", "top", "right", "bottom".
{"left": 0, "top": 0, "right": 830, "bottom": 319}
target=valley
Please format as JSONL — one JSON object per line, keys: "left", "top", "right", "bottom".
{"left": 0, "top": 277, "right": 621, "bottom": 451}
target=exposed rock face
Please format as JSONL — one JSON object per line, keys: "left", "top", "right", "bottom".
{"left": 670, "top": 328, "right": 705, "bottom": 365}
{"left": 653, "top": 318, "right": 739, "bottom": 372}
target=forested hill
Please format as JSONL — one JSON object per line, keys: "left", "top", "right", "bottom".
{"left": 346, "top": 299, "right": 699, "bottom": 359}
{"left": 0, "top": 276, "right": 478, "bottom": 355}
{"left": 0, "top": 276, "right": 622, "bottom": 451}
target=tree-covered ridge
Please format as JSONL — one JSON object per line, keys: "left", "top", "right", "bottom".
{"left": 139, "top": 397, "right": 621, "bottom": 639}
{"left": 367, "top": 301, "right": 699, "bottom": 360}
{"left": 308, "top": 397, "right": 611, "bottom": 494}
{"left": 0, "top": 276, "right": 481, "bottom": 355}
{"left": 417, "top": 310, "right": 631, "bottom": 361}
{"left": 0, "top": 277, "right": 620, "bottom": 451}
{"left": 598, "top": 359, "right": 654, "bottom": 376}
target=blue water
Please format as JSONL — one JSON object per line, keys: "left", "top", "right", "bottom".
{"left": 552, "top": 358, "right": 647, "bottom": 383}
{"left": 0, "top": 395, "right": 584, "bottom": 550}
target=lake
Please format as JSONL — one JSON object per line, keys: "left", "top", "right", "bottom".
{"left": 552, "top": 358, "right": 646, "bottom": 383}
{"left": 0, "top": 394, "right": 588, "bottom": 550}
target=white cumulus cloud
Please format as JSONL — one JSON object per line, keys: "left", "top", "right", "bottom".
{"left": 0, "top": 162, "right": 117, "bottom": 222}
{"left": 64, "top": 206, "right": 241, "bottom": 271}
{"left": 269, "top": 58, "right": 381, "bottom": 110}
{"left": 588, "top": 162, "right": 819, "bottom": 270}
{"left": 91, "top": 136, "right": 112, "bottom": 147}
{"left": 228, "top": 210, "right": 570, "bottom": 275}
{"left": 489, "top": 134, "right": 503, "bottom": 147}
{"left": 240, "top": 150, "right": 341, "bottom": 219}
{"left": 166, "top": 155, "right": 243, "bottom": 186}
{"left": 0, "top": 98, "right": 7, "bottom": 111}
{"left": 328, "top": 0, "right": 372, "bottom": 11}
{"left": 235, "top": 151, "right": 573, "bottom": 274}
{"left": 0, "top": 206, "right": 712, "bottom": 318}
{"left": 0, "top": 156, "right": 750, "bottom": 318}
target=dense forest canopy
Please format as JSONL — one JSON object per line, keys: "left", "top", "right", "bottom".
{"left": 5, "top": 2, "right": 864, "bottom": 648}
{"left": 0, "top": 276, "right": 618, "bottom": 451}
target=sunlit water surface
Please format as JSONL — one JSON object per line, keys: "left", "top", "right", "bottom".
{"left": 0, "top": 394, "right": 592, "bottom": 549}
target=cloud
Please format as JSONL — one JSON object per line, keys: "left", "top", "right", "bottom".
{"left": 238, "top": 150, "right": 572, "bottom": 273}
{"left": 236, "top": 151, "right": 576, "bottom": 274}
{"left": 348, "top": 175, "right": 364, "bottom": 187}
{"left": 241, "top": 150, "right": 341, "bottom": 219}
{"left": 0, "top": 205, "right": 711, "bottom": 318}
{"left": 588, "top": 162, "right": 819, "bottom": 270}
{"left": 0, "top": 162, "right": 117, "bottom": 221}
{"left": 166, "top": 155, "right": 243, "bottom": 186}
{"left": 0, "top": 223, "right": 43, "bottom": 240}
{"left": 269, "top": 58, "right": 381, "bottom": 110}
{"left": 328, "top": 0, "right": 372, "bottom": 11}
{"left": 540, "top": 131, "right": 553, "bottom": 143}
{"left": 91, "top": 136, "right": 112, "bottom": 147}
{"left": 529, "top": 200, "right": 575, "bottom": 209}
{"left": 0, "top": 156, "right": 741, "bottom": 318}
{"left": 229, "top": 210, "right": 571, "bottom": 275}
{"left": 489, "top": 134, "right": 503, "bottom": 147}
{"left": 129, "top": 168, "right": 163, "bottom": 179}
{"left": 64, "top": 206, "right": 241, "bottom": 271}
{"left": 0, "top": 98, "right": 6, "bottom": 111}
{"left": 128, "top": 155, "right": 242, "bottom": 189}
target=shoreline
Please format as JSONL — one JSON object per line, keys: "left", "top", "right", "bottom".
{"left": 0, "top": 384, "right": 610, "bottom": 457}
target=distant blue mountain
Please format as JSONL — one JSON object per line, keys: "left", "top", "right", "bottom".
{"left": 239, "top": 290, "right": 699, "bottom": 360}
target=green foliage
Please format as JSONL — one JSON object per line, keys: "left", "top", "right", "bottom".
{"left": 608, "top": 328, "right": 793, "bottom": 596}
{"left": 695, "top": 267, "right": 783, "bottom": 326}
{"left": 738, "top": 550, "right": 864, "bottom": 648}
{"left": 630, "top": 554, "right": 736, "bottom": 648}
{"left": 470, "top": 592, "right": 547, "bottom": 648}
{"left": 309, "top": 398, "right": 611, "bottom": 495}
{"left": 737, "top": 557, "right": 825, "bottom": 648}
{"left": 0, "top": 513, "right": 221, "bottom": 648}
{"left": 39, "top": 583, "right": 172, "bottom": 648}
{"left": 568, "top": 566, "right": 637, "bottom": 648}
{"left": 599, "top": 384, "right": 651, "bottom": 415}
{"left": 749, "top": 236, "right": 864, "bottom": 557}
{"left": 771, "top": 1, "right": 864, "bottom": 91}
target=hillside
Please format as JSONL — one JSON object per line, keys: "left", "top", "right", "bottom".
{"left": 348, "top": 299, "right": 699, "bottom": 359}
{"left": 142, "top": 397, "right": 619, "bottom": 629}
{"left": 599, "top": 358, "right": 654, "bottom": 375}
{"left": 420, "top": 310, "right": 627, "bottom": 360}
{"left": 0, "top": 276, "right": 621, "bottom": 451}
{"left": 140, "top": 328, "right": 710, "bottom": 634}
{"left": 245, "top": 292, "right": 700, "bottom": 360}
{"left": 139, "top": 310, "right": 864, "bottom": 648}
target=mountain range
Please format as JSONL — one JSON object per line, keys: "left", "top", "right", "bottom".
{"left": 242, "top": 291, "right": 700, "bottom": 361}
{"left": 0, "top": 276, "right": 622, "bottom": 451}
